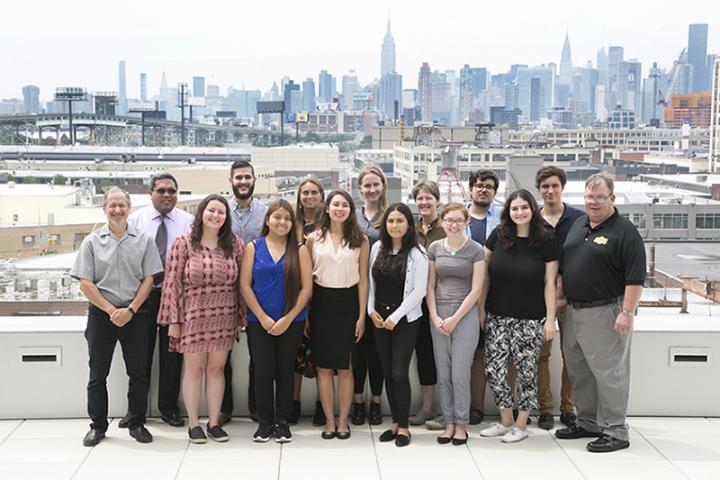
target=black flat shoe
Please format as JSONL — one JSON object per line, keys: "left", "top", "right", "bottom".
{"left": 321, "top": 429, "right": 336, "bottom": 440}
{"left": 586, "top": 434, "right": 630, "bottom": 453}
{"left": 395, "top": 433, "right": 410, "bottom": 447}
{"left": 161, "top": 412, "right": 185, "bottom": 428}
{"left": 129, "top": 426, "right": 153, "bottom": 444}
{"left": 379, "top": 429, "right": 397, "bottom": 442}
{"left": 560, "top": 411, "right": 577, "bottom": 427}
{"left": 117, "top": 417, "right": 128, "bottom": 429}
{"left": 82, "top": 429, "right": 105, "bottom": 447}
{"left": 555, "top": 424, "right": 601, "bottom": 440}
{"left": 350, "top": 402, "right": 366, "bottom": 425}
{"left": 336, "top": 427, "right": 351, "bottom": 440}
{"left": 368, "top": 402, "right": 382, "bottom": 425}
{"left": 437, "top": 435, "right": 452, "bottom": 445}
{"left": 451, "top": 435, "right": 467, "bottom": 446}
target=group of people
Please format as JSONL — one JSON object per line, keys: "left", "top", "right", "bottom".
{"left": 71, "top": 161, "right": 645, "bottom": 453}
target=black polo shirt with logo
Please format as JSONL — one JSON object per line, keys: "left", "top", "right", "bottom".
{"left": 562, "top": 209, "right": 646, "bottom": 303}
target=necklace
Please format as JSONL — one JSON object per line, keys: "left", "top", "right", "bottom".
{"left": 444, "top": 238, "right": 465, "bottom": 256}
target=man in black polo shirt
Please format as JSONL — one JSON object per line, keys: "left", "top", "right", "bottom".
{"left": 535, "top": 166, "right": 585, "bottom": 431}
{"left": 555, "top": 172, "right": 645, "bottom": 453}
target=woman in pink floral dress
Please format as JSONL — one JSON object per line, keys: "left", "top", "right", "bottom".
{"left": 158, "top": 193, "right": 245, "bottom": 444}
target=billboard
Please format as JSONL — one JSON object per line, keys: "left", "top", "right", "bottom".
{"left": 257, "top": 101, "right": 285, "bottom": 114}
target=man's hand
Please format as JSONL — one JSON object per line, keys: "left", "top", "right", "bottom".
{"left": 614, "top": 312, "right": 633, "bottom": 334}
{"left": 110, "top": 308, "right": 133, "bottom": 327}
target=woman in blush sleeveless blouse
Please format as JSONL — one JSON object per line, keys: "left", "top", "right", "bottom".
{"left": 306, "top": 189, "right": 369, "bottom": 440}
{"left": 240, "top": 199, "right": 313, "bottom": 443}
{"left": 158, "top": 194, "right": 245, "bottom": 444}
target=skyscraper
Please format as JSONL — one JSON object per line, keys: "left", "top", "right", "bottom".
{"left": 22, "top": 85, "right": 40, "bottom": 113}
{"left": 529, "top": 77, "right": 541, "bottom": 122}
{"left": 192, "top": 76, "right": 206, "bottom": 97}
{"left": 559, "top": 32, "right": 573, "bottom": 86}
{"left": 283, "top": 80, "right": 300, "bottom": 114}
{"left": 381, "top": 18, "right": 396, "bottom": 78}
{"left": 140, "top": 73, "right": 147, "bottom": 102}
{"left": 418, "top": 63, "right": 432, "bottom": 122}
{"left": 688, "top": 24, "right": 709, "bottom": 92}
{"left": 380, "top": 72, "right": 402, "bottom": 121}
{"left": 341, "top": 71, "right": 360, "bottom": 110}
{"left": 318, "top": 70, "right": 335, "bottom": 103}
{"left": 118, "top": 60, "right": 127, "bottom": 115}
{"left": 618, "top": 60, "right": 642, "bottom": 115}
{"left": 607, "top": 46, "right": 624, "bottom": 109}
{"left": 302, "top": 78, "right": 316, "bottom": 112}
{"left": 459, "top": 65, "right": 474, "bottom": 125}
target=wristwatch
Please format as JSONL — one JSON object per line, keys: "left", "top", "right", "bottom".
{"left": 621, "top": 309, "right": 634, "bottom": 318}
{"left": 128, "top": 307, "right": 136, "bottom": 316}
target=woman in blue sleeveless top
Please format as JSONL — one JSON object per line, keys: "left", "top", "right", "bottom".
{"left": 240, "top": 199, "right": 313, "bottom": 443}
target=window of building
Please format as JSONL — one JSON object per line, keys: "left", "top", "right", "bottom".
{"left": 49, "top": 234, "right": 61, "bottom": 247}
{"left": 622, "top": 213, "right": 646, "bottom": 229}
{"left": 23, "top": 235, "right": 35, "bottom": 246}
{"left": 696, "top": 213, "right": 720, "bottom": 229}
{"left": 653, "top": 213, "right": 688, "bottom": 229}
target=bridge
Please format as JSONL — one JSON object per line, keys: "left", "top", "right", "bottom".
{"left": 0, "top": 113, "right": 284, "bottom": 147}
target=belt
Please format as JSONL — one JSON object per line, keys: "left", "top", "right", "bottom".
{"left": 568, "top": 297, "right": 619, "bottom": 309}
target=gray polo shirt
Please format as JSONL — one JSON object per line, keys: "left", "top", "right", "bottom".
{"left": 70, "top": 224, "right": 164, "bottom": 307}
{"left": 229, "top": 196, "right": 268, "bottom": 245}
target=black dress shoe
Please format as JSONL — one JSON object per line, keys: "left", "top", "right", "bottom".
{"left": 350, "top": 402, "right": 366, "bottom": 425}
{"left": 538, "top": 412, "right": 555, "bottom": 430}
{"left": 321, "top": 429, "right": 336, "bottom": 440}
{"left": 395, "top": 433, "right": 410, "bottom": 447}
{"left": 312, "top": 401, "right": 326, "bottom": 427}
{"left": 555, "top": 424, "right": 601, "bottom": 439}
{"left": 117, "top": 417, "right": 128, "bottom": 429}
{"left": 368, "top": 402, "right": 382, "bottom": 426}
{"left": 161, "top": 412, "right": 185, "bottom": 428}
{"left": 129, "top": 426, "right": 153, "bottom": 444}
{"left": 379, "top": 429, "right": 397, "bottom": 442}
{"left": 82, "top": 429, "right": 105, "bottom": 447}
{"left": 289, "top": 400, "right": 301, "bottom": 426}
{"left": 336, "top": 426, "right": 351, "bottom": 440}
{"left": 469, "top": 409, "right": 484, "bottom": 425}
{"left": 217, "top": 413, "right": 232, "bottom": 427}
{"left": 587, "top": 434, "right": 630, "bottom": 453}
{"left": 451, "top": 435, "right": 468, "bottom": 446}
{"left": 437, "top": 435, "right": 452, "bottom": 445}
{"left": 560, "top": 411, "right": 577, "bottom": 427}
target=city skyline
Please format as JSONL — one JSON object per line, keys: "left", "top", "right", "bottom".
{"left": 0, "top": 0, "right": 717, "bottom": 101}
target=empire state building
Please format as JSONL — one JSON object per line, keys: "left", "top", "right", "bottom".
{"left": 381, "top": 18, "right": 396, "bottom": 77}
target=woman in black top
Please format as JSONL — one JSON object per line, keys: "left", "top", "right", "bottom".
{"left": 478, "top": 189, "right": 559, "bottom": 443}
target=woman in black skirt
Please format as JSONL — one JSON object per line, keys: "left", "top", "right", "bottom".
{"left": 306, "top": 189, "right": 369, "bottom": 439}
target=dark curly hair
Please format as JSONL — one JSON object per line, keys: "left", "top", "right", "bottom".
{"left": 496, "top": 189, "right": 548, "bottom": 250}
{"left": 374, "top": 203, "right": 423, "bottom": 278}
{"left": 190, "top": 194, "right": 235, "bottom": 257}
{"left": 316, "top": 189, "right": 365, "bottom": 249}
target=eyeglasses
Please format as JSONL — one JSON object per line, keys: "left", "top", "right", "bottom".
{"left": 443, "top": 219, "right": 467, "bottom": 227}
{"left": 473, "top": 183, "right": 496, "bottom": 191}
{"left": 584, "top": 195, "right": 611, "bottom": 204}
{"left": 153, "top": 188, "right": 177, "bottom": 195}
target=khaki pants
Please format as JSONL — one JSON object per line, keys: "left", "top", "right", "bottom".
{"left": 537, "top": 309, "right": 575, "bottom": 414}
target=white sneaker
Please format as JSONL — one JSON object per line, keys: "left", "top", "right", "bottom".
{"left": 480, "top": 422, "right": 512, "bottom": 437}
{"left": 501, "top": 427, "right": 529, "bottom": 443}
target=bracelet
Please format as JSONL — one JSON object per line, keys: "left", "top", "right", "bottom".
{"left": 128, "top": 307, "right": 136, "bottom": 316}
{"left": 621, "top": 309, "right": 634, "bottom": 318}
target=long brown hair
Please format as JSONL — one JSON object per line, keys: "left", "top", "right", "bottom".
{"left": 316, "top": 189, "right": 364, "bottom": 249}
{"left": 190, "top": 194, "right": 235, "bottom": 257}
{"left": 497, "top": 189, "right": 548, "bottom": 250}
{"left": 260, "top": 199, "right": 302, "bottom": 315}
{"left": 295, "top": 175, "right": 325, "bottom": 241}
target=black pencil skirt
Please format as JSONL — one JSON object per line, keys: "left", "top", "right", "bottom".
{"left": 310, "top": 283, "right": 359, "bottom": 370}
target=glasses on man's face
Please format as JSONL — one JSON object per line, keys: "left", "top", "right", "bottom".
{"left": 443, "top": 218, "right": 466, "bottom": 227}
{"left": 474, "top": 183, "right": 496, "bottom": 192}
{"left": 153, "top": 188, "right": 178, "bottom": 195}
{"left": 584, "top": 195, "right": 610, "bottom": 204}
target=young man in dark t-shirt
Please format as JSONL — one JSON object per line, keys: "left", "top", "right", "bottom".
{"left": 535, "top": 166, "right": 585, "bottom": 431}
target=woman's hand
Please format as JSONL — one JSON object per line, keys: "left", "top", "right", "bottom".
{"left": 259, "top": 314, "right": 276, "bottom": 332}
{"left": 269, "top": 316, "right": 291, "bottom": 336}
{"left": 168, "top": 324, "right": 181, "bottom": 338}
{"left": 355, "top": 318, "right": 365, "bottom": 342}
{"left": 370, "top": 311, "right": 385, "bottom": 329}
{"left": 440, "top": 316, "right": 459, "bottom": 335}
{"left": 478, "top": 308, "right": 486, "bottom": 331}
{"left": 431, "top": 314, "right": 447, "bottom": 335}
{"left": 543, "top": 319, "right": 556, "bottom": 341}
{"left": 383, "top": 319, "right": 396, "bottom": 331}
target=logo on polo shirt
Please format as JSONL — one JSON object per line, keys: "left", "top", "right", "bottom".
{"left": 593, "top": 236, "right": 608, "bottom": 245}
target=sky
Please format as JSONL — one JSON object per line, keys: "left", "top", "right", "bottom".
{"left": 1, "top": 0, "right": 717, "bottom": 101}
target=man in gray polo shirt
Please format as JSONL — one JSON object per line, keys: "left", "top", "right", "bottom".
{"left": 71, "top": 187, "right": 163, "bottom": 447}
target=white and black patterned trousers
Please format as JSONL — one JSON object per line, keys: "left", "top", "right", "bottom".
{"left": 484, "top": 313, "right": 545, "bottom": 412}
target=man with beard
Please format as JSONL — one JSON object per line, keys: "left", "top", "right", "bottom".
{"left": 221, "top": 160, "right": 268, "bottom": 425}
{"left": 465, "top": 169, "right": 502, "bottom": 426}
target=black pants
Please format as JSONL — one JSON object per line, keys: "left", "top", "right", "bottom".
{"left": 374, "top": 318, "right": 420, "bottom": 429}
{"left": 415, "top": 301, "right": 437, "bottom": 386}
{"left": 140, "top": 289, "right": 183, "bottom": 417}
{"left": 247, "top": 321, "right": 304, "bottom": 424}
{"left": 85, "top": 304, "right": 148, "bottom": 432}
{"left": 352, "top": 320, "right": 384, "bottom": 396}
{"left": 221, "top": 334, "right": 256, "bottom": 416}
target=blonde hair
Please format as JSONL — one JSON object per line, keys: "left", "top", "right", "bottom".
{"left": 358, "top": 164, "right": 388, "bottom": 228}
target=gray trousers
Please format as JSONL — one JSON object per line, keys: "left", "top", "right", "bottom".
{"left": 563, "top": 301, "right": 632, "bottom": 441}
{"left": 431, "top": 303, "right": 480, "bottom": 425}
